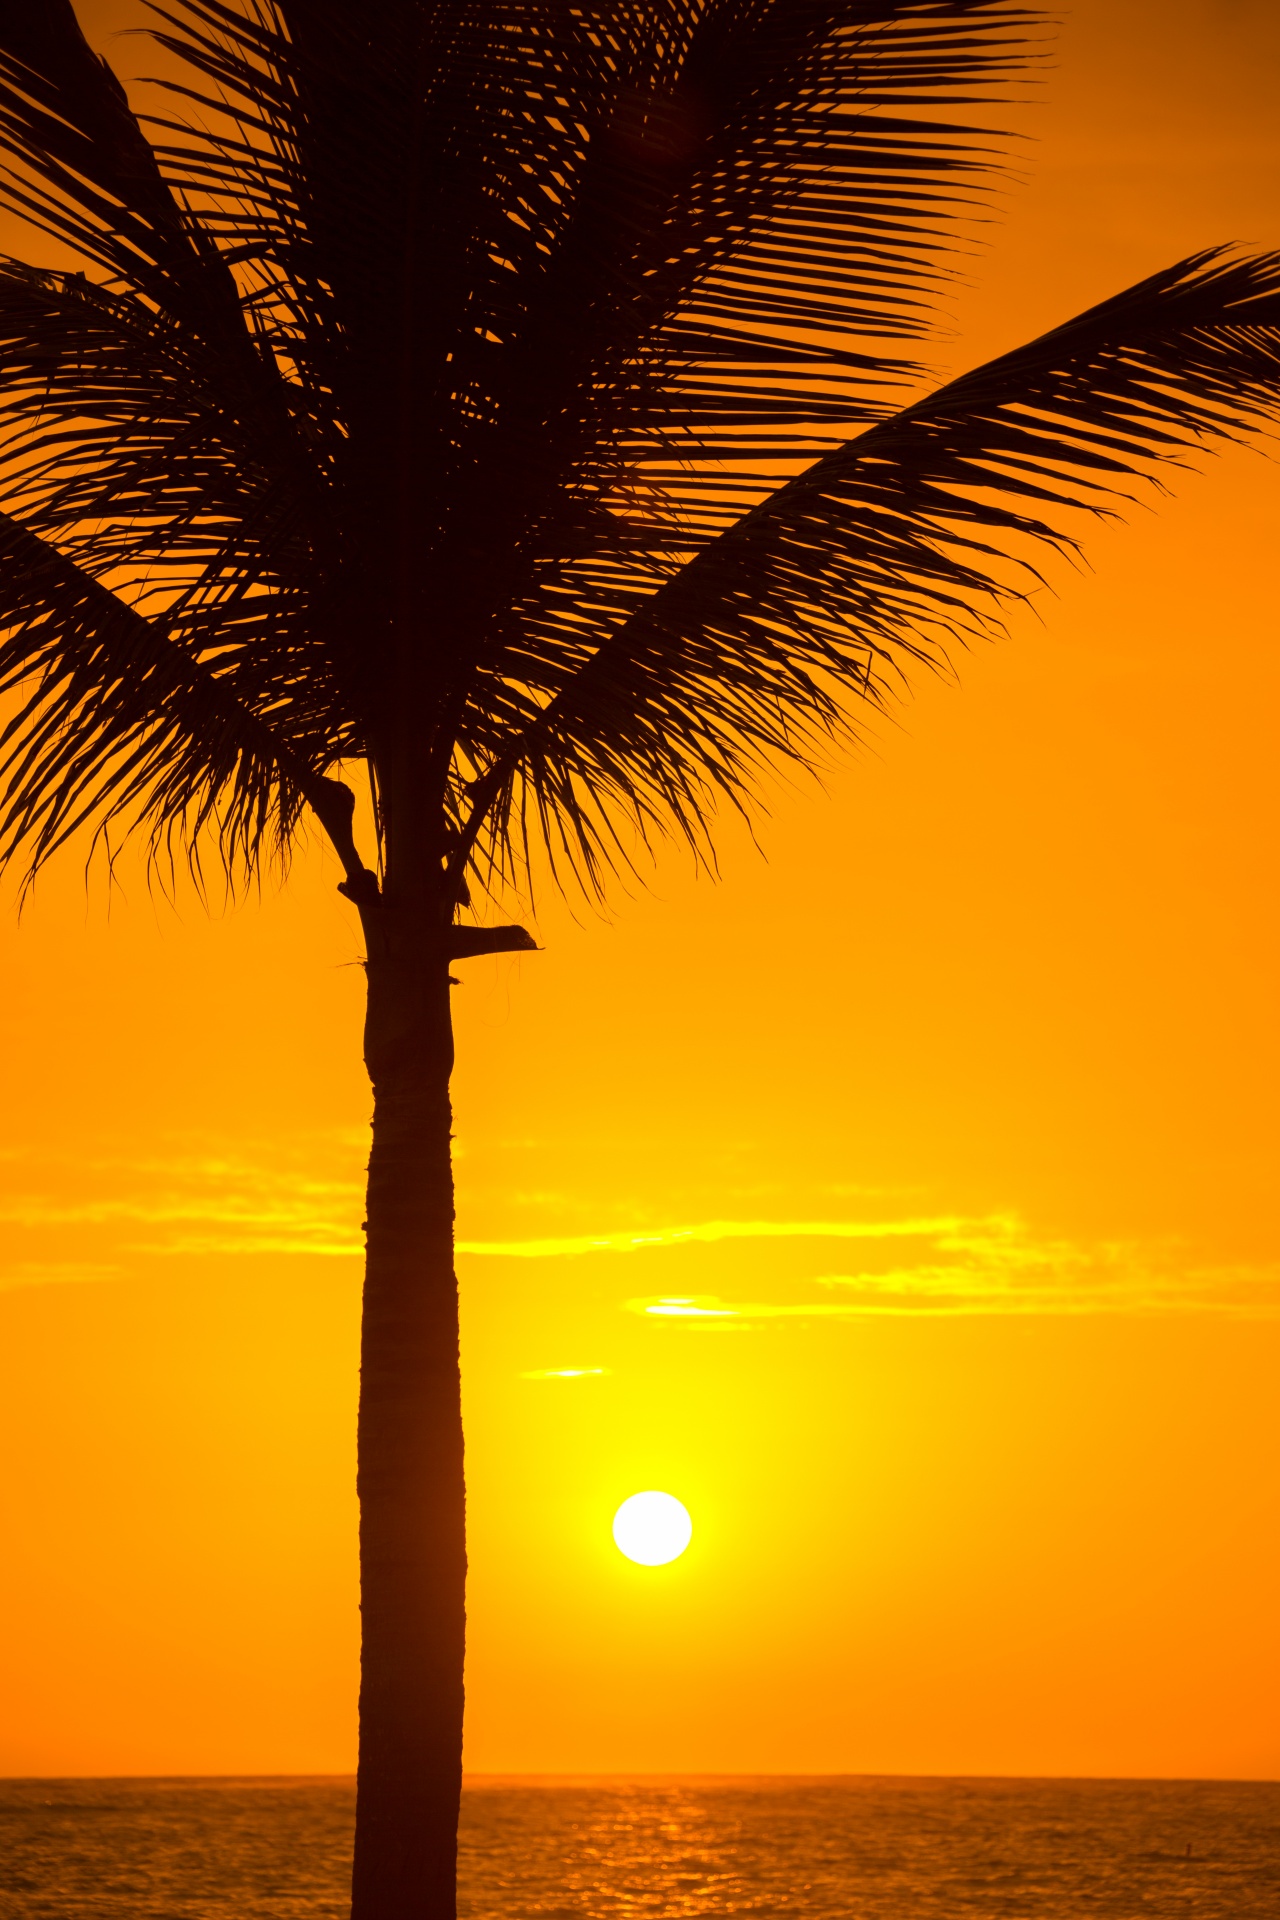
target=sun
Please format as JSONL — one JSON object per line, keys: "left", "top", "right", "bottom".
{"left": 612, "top": 1491, "right": 693, "bottom": 1566}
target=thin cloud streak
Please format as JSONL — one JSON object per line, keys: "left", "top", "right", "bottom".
{"left": 128, "top": 1236, "right": 362, "bottom": 1259}
{"left": 456, "top": 1216, "right": 974, "bottom": 1258}
{"left": 0, "top": 1261, "right": 120, "bottom": 1293}
{"left": 0, "top": 1197, "right": 357, "bottom": 1228}
{"left": 623, "top": 1225, "right": 1280, "bottom": 1319}
{"left": 2, "top": 1158, "right": 1276, "bottom": 1315}
{"left": 469, "top": 1213, "right": 1280, "bottom": 1317}
{"left": 0, "top": 1145, "right": 365, "bottom": 1265}
{"left": 519, "top": 1367, "right": 611, "bottom": 1380}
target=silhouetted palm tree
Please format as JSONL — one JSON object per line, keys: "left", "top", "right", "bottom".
{"left": 0, "top": 2, "right": 1277, "bottom": 1913}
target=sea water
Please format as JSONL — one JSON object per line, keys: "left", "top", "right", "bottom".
{"left": 1, "top": 1774, "right": 1278, "bottom": 1918}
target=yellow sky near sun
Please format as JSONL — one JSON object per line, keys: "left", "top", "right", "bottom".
{"left": 1, "top": 0, "right": 1279, "bottom": 1779}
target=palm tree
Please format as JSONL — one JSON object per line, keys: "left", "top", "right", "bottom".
{"left": 0, "top": 0, "right": 1277, "bottom": 1912}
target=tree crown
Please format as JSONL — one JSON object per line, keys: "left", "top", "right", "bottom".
{"left": 0, "top": 1, "right": 1276, "bottom": 918}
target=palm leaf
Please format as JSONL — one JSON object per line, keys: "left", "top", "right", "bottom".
{"left": 0, "top": 5, "right": 1276, "bottom": 921}
{"left": 459, "top": 248, "right": 1280, "bottom": 896}
{"left": 0, "top": 506, "right": 362, "bottom": 883}
{"left": 141, "top": 0, "right": 1049, "bottom": 668}
{"left": 0, "top": 0, "right": 1049, "bottom": 894}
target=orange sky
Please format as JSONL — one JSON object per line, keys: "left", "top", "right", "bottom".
{"left": 2, "top": 0, "right": 1279, "bottom": 1780}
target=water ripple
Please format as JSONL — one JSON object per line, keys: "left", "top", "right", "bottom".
{"left": 1, "top": 1775, "right": 1278, "bottom": 1919}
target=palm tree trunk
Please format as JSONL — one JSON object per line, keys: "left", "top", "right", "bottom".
{"left": 350, "top": 906, "right": 465, "bottom": 1920}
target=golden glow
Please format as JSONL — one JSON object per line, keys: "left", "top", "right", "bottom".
{"left": 612, "top": 1493, "right": 693, "bottom": 1567}
{"left": 0, "top": 0, "right": 1278, "bottom": 1781}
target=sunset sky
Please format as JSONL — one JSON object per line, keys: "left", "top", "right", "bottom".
{"left": 2, "top": 0, "right": 1279, "bottom": 1781}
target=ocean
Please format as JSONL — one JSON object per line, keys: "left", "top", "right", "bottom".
{"left": 1, "top": 1775, "right": 1278, "bottom": 1918}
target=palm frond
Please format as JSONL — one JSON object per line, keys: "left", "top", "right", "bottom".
{"left": 0, "top": 6, "right": 1275, "bottom": 919}
{"left": 461, "top": 248, "right": 1280, "bottom": 897}
{"left": 0, "top": 3, "right": 312, "bottom": 456}
{"left": 0, "top": 508, "right": 351, "bottom": 882}
{"left": 143, "top": 0, "right": 1049, "bottom": 682}
{"left": 0, "top": 0, "right": 1049, "bottom": 892}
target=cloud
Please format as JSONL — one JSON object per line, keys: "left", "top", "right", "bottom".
{"left": 128, "top": 1235, "right": 362, "bottom": 1258}
{"left": 0, "top": 1261, "right": 120, "bottom": 1293}
{"left": 0, "top": 1144, "right": 365, "bottom": 1262}
{"left": 4, "top": 1148, "right": 1278, "bottom": 1318}
{"left": 519, "top": 1367, "right": 611, "bottom": 1380}
{"left": 456, "top": 1215, "right": 971, "bottom": 1258}
{"left": 636, "top": 1298, "right": 739, "bottom": 1318}
{"left": 621, "top": 1217, "right": 1280, "bottom": 1318}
